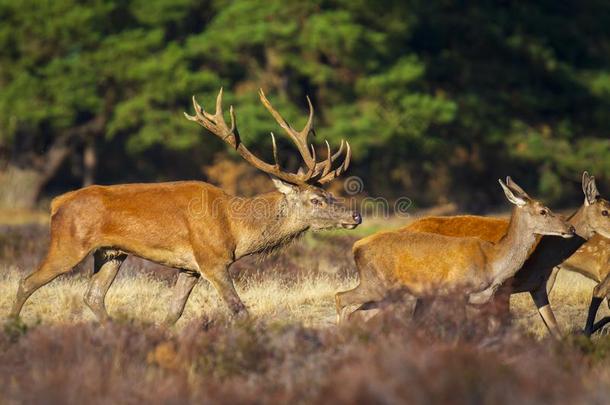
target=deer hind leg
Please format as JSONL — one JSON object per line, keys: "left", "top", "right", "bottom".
{"left": 84, "top": 249, "right": 127, "bottom": 322}
{"left": 10, "top": 242, "right": 91, "bottom": 318}
{"left": 334, "top": 281, "right": 385, "bottom": 324}
{"left": 163, "top": 271, "right": 200, "bottom": 326}
{"left": 490, "top": 285, "right": 511, "bottom": 322}
{"left": 412, "top": 297, "right": 437, "bottom": 323}
{"left": 472, "top": 284, "right": 512, "bottom": 334}
{"left": 336, "top": 249, "right": 388, "bottom": 324}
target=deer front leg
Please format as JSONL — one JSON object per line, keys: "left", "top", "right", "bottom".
{"left": 584, "top": 273, "right": 610, "bottom": 336}
{"left": 163, "top": 271, "right": 200, "bottom": 326}
{"left": 201, "top": 264, "right": 249, "bottom": 320}
{"left": 529, "top": 284, "right": 561, "bottom": 339}
{"left": 546, "top": 266, "right": 560, "bottom": 296}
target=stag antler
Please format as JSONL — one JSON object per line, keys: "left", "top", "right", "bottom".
{"left": 184, "top": 88, "right": 351, "bottom": 185}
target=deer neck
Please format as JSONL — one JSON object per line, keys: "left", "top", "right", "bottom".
{"left": 231, "top": 191, "right": 309, "bottom": 258}
{"left": 487, "top": 207, "right": 537, "bottom": 284}
{"left": 567, "top": 205, "right": 593, "bottom": 239}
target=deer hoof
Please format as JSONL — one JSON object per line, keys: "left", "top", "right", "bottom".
{"left": 336, "top": 305, "right": 359, "bottom": 325}
{"left": 232, "top": 307, "right": 250, "bottom": 322}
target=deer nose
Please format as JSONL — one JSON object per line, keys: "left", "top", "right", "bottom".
{"left": 352, "top": 212, "right": 362, "bottom": 224}
{"left": 568, "top": 225, "right": 576, "bottom": 235}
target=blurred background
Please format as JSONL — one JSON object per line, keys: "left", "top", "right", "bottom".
{"left": 1, "top": 0, "right": 609, "bottom": 213}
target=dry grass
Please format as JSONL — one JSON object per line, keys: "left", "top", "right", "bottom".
{"left": 0, "top": 268, "right": 353, "bottom": 328}
{"left": 3, "top": 221, "right": 610, "bottom": 404}
{"left": 0, "top": 209, "right": 48, "bottom": 226}
{"left": 3, "top": 286, "right": 610, "bottom": 404}
{"left": 1, "top": 263, "right": 607, "bottom": 338}
{"left": 512, "top": 271, "right": 607, "bottom": 337}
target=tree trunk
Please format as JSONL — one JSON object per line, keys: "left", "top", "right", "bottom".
{"left": 4, "top": 91, "right": 110, "bottom": 208}
{"left": 0, "top": 132, "right": 72, "bottom": 209}
{"left": 0, "top": 166, "right": 42, "bottom": 209}
{"left": 82, "top": 137, "right": 97, "bottom": 187}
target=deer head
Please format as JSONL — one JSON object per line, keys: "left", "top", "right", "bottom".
{"left": 499, "top": 177, "right": 575, "bottom": 238}
{"left": 185, "top": 88, "right": 361, "bottom": 231}
{"left": 581, "top": 171, "right": 610, "bottom": 238}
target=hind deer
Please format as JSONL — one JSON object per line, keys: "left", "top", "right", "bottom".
{"left": 335, "top": 178, "right": 574, "bottom": 323}
{"left": 405, "top": 172, "right": 610, "bottom": 337}
{"left": 556, "top": 235, "right": 610, "bottom": 335}
{"left": 10, "top": 88, "right": 361, "bottom": 324}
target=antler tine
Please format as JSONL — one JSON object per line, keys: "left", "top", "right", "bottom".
{"left": 228, "top": 106, "right": 237, "bottom": 138}
{"left": 333, "top": 139, "right": 345, "bottom": 160}
{"left": 186, "top": 90, "right": 237, "bottom": 145}
{"left": 317, "top": 141, "right": 351, "bottom": 184}
{"left": 185, "top": 96, "right": 202, "bottom": 121}
{"left": 215, "top": 87, "right": 224, "bottom": 116}
{"left": 343, "top": 141, "right": 352, "bottom": 171}
{"left": 304, "top": 95, "right": 315, "bottom": 138}
{"left": 186, "top": 88, "right": 310, "bottom": 185}
{"left": 186, "top": 88, "right": 352, "bottom": 186}
{"left": 320, "top": 140, "right": 333, "bottom": 177}
{"left": 313, "top": 139, "right": 345, "bottom": 173}
{"left": 270, "top": 132, "right": 279, "bottom": 168}
{"left": 258, "top": 89, "right": 316, "bottom": 170}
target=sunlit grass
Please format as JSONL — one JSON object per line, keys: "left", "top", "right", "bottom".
{"left": 1, "top": 264, "right": 607, "bottom": 338}
{"left": 0, "top": 209, "right": 48, "bottom": 226}
{"left": 0, "top": 267, "right": 355, "bottom": 328}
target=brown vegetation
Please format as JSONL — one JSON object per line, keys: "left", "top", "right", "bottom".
{"left": 2, "top": 219, "right": 610, "bottom": 403}
{"left": 4, "top": 295, "right": 610, "bottom": 404}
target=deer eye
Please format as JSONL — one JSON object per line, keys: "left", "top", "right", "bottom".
{"left": 602, "top": 210, "right": 609, "bottom": 217}
{"left": 540, "top": 209, "right": 548, "bottom": 216}
{"left": 310, "top": 198, "right": 322, "bottom": 206}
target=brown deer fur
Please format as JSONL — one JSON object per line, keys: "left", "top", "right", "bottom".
{"left": 335, "top": 178, "right": 575, "bottom": 324}
{"left": 402, "top": 172, "right": 610, "bottom": 337}
{"left": 11, "top": 89, "right": 361, "bottom": 324}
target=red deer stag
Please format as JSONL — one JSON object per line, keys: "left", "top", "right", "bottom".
{"left": 11, "top": 88, "right": 361, "bottom": 324}
{"left": 335, "top": 178, "right": 574, "bottom": 323}
{"left": 405, "top": 172, "right": 610, "bottom": 337}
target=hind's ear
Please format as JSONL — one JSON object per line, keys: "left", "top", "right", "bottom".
{"left": 505, "top": 176, "right": 530, "bottom": 199}
{"left": 582, "top": 171, "right": 600, "bottom": 206}
{"left": 499, "top": 179, "right": 527, "bottom": 207}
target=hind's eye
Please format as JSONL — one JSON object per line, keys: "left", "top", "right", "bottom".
{"left": 602, "top": 210, "right": 609, "bottom": 217}
{"left": 540, "top": 209, "right": 548, "bottom": 216}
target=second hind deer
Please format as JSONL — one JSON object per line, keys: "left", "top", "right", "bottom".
{"left": 335, "top": 178, "right": 574, "bottom": 323}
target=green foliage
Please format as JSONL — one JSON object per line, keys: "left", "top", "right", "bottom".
{"left": 0, "top": 0, "right": 609, "bottom": 207}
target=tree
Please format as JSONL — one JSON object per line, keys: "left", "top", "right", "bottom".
{"left": 1, "top": 0, "right": 608, "bottom": 210}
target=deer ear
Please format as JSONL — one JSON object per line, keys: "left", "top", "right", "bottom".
{"left": 582, "top": 171, "right": 600, "bottom": 206}
{"left": 271, "top": 177, "right": 299, "bottom": 195}
{"left": 499, "top": 179, "right": 527, "bottom": 207}
{"left": 505, "top": 176, "right": 530, "bottom": 199}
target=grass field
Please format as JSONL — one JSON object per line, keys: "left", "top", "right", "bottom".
{"left": 0, "top": 263, "right": 604, "bottom": 335}
{"left": 2, "top": 217, "right": 610, "bottom": 404}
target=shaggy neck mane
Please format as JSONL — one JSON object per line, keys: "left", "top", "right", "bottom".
{"left": 230, "top": 191, "right": 309, "bottom": 258}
